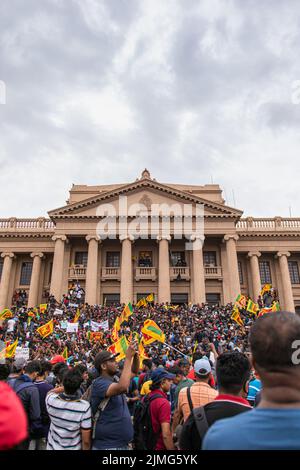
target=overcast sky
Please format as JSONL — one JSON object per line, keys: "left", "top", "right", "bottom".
{"left": 0, "top": 0, "right": 300, "bottom": 218}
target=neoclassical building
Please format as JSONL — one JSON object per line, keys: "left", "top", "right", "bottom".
{"left": 0, "top": 170, "right": 299, "bottom": 313}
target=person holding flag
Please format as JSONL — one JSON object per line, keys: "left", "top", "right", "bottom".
{"left": 90, "top": 341, "right": 139, "bottom": 450}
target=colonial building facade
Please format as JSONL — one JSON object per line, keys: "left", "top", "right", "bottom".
{"left": 0, "top": 170, "right": 299, "bottom": 313}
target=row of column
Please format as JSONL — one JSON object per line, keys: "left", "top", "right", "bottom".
{"left": 0, "top": 235, "right": 296, "bottom": 311}
{"left": 248, "top": 250, "right": 295, "bottom": 312}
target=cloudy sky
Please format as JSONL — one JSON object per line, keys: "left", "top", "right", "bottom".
{"left": 0, "top": 0, "right": 300, "bottom": 218}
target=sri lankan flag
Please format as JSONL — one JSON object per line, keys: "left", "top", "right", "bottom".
{"left": 36, "top": 319, "right": 54, "bottom": 339}
{"left": 139, "top": 340, "right": 150, "bottom": 369}
{"left": 271, "top": 301, "right": 280, "bottom": 312}
{"left": 231, "top": 306, "right": 244, "bottom": 327}
{"left": 107, "top": 336, "right": 129, "bottom": 362}
{"left": 0, "top": 309, "right": 13, "bottom": 320}
{"left": 246, "top": 299, "right": 259, "bottom": 315}
{"left": 146, "top": 293, "right": 154, "bottom": 303}
{"left": 260, "top": 284, "right": 272, "bottom": 297}
{"left": 39, "top": 304, "right": 48, "bottom": 314}
{"left": 111, "top": 317, "right": 121, "bottom": 342}
{"left": 5, "top": 339, "right": 19, "bottom": 358}
{"left": 235, "top": 294, "right": 247, "bottom": 309}
{"left": 120, "top": 303, "right": 133, "bottom": 323}
{"left": 73, "top": 309, "right": 80, "bottom": 323}
{"left": 141, "top": 319, "right": 165, "bottom": 344}
{"left": 136, "top": 298, "right": 147, "bottom": 309}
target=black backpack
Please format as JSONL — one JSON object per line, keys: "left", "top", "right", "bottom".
{"left": 179, "top": 404, "right": 209, "bottom": 451}
{"left": 133, "top": 393, "right": 161, "bottom": 450}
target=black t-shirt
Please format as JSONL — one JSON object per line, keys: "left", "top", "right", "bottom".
{"left": 179, "top": 396, "right": 251, "bottom": 451}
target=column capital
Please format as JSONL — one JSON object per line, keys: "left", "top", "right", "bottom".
{"left": 52, "top": 235, "right": 67, "bottom": 242}
{"left": 30, "top": 252, "right": 44, "bottom": 259}
{"left": 223, "top": 234, "right": 239, "bottom": 242}
{"left": 1, "top": 252, "right": 15, "bottom": 259}
{"left": 119, "top": 234, "right": 135, "bottom": 242}
{"left": 86, "top": 235, "right": 101, "bottom": 243}
{"left": 190, "top": 234, "right": 205, "bottom": 243}
{"left": 247, "top": 251, "right": 261, "bottom": 258}
{"left": 156, "top": 235, "right": 171, "bottom": 242}
{"left": 276, "top": 251, "right": 291, "bottom": 259}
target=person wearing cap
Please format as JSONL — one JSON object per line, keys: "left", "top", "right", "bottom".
{"left": 91, "top": 343, "right": 139, "bottom": 450}
{"left": 173, "top": 358, "right": 217, "bottom": 431}
{"left": 147, "top": 368, "right": 176, "bottom": 450}
{"left": 179, "top": 352, "right": 252, "bottom": 451}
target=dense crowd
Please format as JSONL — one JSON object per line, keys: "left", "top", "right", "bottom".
{"left": 1, "top": 289, "right": 299, "bottom": 451}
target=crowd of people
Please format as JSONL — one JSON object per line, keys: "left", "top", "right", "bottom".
{"left": 0, "top": 290, "right": 299, "bottom": 451}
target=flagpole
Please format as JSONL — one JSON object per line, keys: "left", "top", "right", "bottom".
{"left": 162, "top": 342, "right": 189, "bottom": 359}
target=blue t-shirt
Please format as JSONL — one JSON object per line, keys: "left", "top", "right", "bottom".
{"left": 91, "top": 376, "right": 133, "bottom": 450}
{"left": 202, "top": 408, "right": 300, "bottom": 450}
{"left": 247, "top": 378, "right": 262, "bottom": 403}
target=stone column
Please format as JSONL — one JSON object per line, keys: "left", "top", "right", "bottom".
{"left": 191, "top": 236, "right": 206, "bottom": 304}
{"left": 248, "top": 252, "right": 262, "bottom": 302}
{"left": 157, "top": 235, "right": 171, "bottom": 304}
{"left": 0, "top": 253, "right": 15, "bottom": 312}
{"left": 85, "top": 235, "right": 101, "bottom": 305}
{"left": 120, "top": 235, "right": 134, "bottom": 304}
{"left": 50, "top": 235, "right": 67, "bottom": 301}
{"left": 276, "top": 252, "right": 295, "bottom": 312}
{"left": 28, "top": 253, "right": 44, "bottom": 308}
{"left": 224, "top": 234, "right": 240, "bottom": 302}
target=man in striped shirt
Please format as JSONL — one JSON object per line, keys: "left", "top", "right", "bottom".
{"left": 46, "top": 368, "right": 92, "bottom": 450}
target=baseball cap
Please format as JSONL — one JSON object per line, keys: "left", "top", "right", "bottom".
{"left": 194, "top": 358, "right": 212, "bottom": 376}
{"left": 50, "top": 355, "right": 66, "bottom": 365}
{"left": 151, "top": 368, "right": 176, "bottom": 384}
{"left": 94, "top": 351, "right": 119, "bottom": 368}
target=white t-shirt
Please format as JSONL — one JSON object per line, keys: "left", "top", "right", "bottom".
{"left": 7, "top": 319, "right": 16, "bottom": 333}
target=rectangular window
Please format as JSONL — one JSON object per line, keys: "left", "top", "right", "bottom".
{"left": 203, "top": 252, "right": 217, "bottom": 266}
{"left": 106, "top": 252, "right": 120, "bottom": 268}
{"left": 289, "top": 261, "right": 300, "bottom": 284}
{"left": 138, "top": 251, "right": 153, "bottom": 267}
{"left": 103, "top": 293, "right": 120, "bottom": 305}
{"left": 171, "top": 293, "right": 188, "bottom": 304}
{"left": 75, "top": 252, "right": 88, "bottom": 266}
{"left": 259, "top": 261, "right": 272, "bottom": 284}
{"left": 206, "top": 293, "right": 221, "bottom": 306}
{"left": 0, "top": 260, "right": 3, "bottom": 282}
{"left": 238, "top": 261, "right": 244, "bottom": 285}
{"left": 170, "top": 252, "right": 186, "bottom": 267}
{"left": 20, "top": 262, "right": 33, "bottom": 286}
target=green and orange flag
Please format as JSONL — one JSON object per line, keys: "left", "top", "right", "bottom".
{"left": 246, "top": 299, "right": 259, "bottom": 315}
{"left": 107, "top": 336, "right": 129, "bottom": 362}
{"left": 141, "top": 319, "right": 165, "bottom": 344}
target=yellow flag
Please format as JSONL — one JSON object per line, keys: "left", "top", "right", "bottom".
{"left": 0, "top": 309, "right": 13, "bottom": 320}
{"left": 146, "top": 294, "right": 154, "bottom": 303}
{"left": 39, "top": 304, "right": 48, "bottom": 314}
{"left": 120, "top": 303, "right": 133, "bottom": 323}
{"left": 231, "top": 307, "right": 244, "bottom": 327}
{"left": 136, "top": 298, "right": 147, "bottom": 309}
{"left": 36, "top": 319, "right": 54, "bottom": 339}
{"left": 141, "top": 319, "right": 165, "bottom": 343}
{"left": 73, "top": 309, "right": 80, "bottom": 323}
{"left": 111, "top": 317, "right": 121, "bottom": 343}
{"left": 5, "top": 339, "right": 19, "bottom": 358}
{"left": 62, "top": 347, "right": 68, "bottom": 360}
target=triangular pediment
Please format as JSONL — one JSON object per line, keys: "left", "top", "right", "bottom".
{"left": 48, "top": 178, "right": 243, "bottom": 219}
